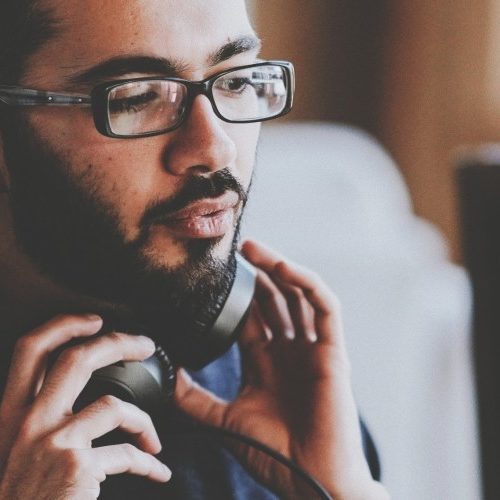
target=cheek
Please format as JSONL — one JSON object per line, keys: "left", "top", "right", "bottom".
{"left": 77, "top": 160, "right": 151, "bottom": 241}
{"left": 77, "top": 150, "right": 172, "bottom": 241}
{"left": 30, "top": 115, "right": 172, "bottom": 239}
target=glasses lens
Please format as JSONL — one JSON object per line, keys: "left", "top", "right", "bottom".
{"left": 107, "top": 80, "right": 187, "bottom": 136}
{"left": 212, "top": 64, "right": 289, "bottom": 122}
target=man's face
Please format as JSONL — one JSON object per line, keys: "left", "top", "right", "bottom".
{"left": 1, "top": 0, "right": 261, "bottom": 341}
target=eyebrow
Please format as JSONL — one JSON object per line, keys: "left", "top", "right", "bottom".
{"left": 208, "top": 35, "right": 262, "bottom": 66}
{"left": 68, "top": 35, "right": 262, "bottom": 87}
{"left": 68, "top": 56, "right": 188, "bottom": 87}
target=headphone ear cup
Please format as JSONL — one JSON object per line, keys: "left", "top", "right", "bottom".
{"left": 74, "top": 255, "right": 255, "bottom": 417}
{"left": 75, "top": 346, "right": 176, "bottom": 417}
{"left": 168, "top": 253, "right": 257, "bottom": 370}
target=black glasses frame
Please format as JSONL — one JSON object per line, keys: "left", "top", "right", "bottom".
{"left": 0, "top": 60, "right": 295, "bottom": 139}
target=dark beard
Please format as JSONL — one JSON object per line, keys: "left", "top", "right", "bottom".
{"left": 2, "top": 117, "right": 250, "bottom": 362}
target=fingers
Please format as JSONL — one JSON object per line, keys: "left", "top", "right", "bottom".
{"left": 254, "top": 269, "right": 294, "bottom": 339}
{"left": 241, "top": 239, "right": 286, "bottom": 274}
{"left": 55, "top": 395, "right": 161, "bottom": 454}
{"left": 92, "top": 443, "right": 171, "bottom": 483}
{"left": 242, "top": 239, "right": 343, "bottom": 346}
{"left": 254, "top": 275, "right": 317, "bottom": 342}
{"left": 244, "top": 242, "right": 315, "bottom": 342}
{"left": 33, "top": 333, "right": 156, "bottom": 419}
{"left": 238, "top": 302, "right": 275, "bottom": 386}
{"left": 273, "top": 260, "right": 344, "bottom": 346}
{"left": 2, "top": 314, "right": 103, "bottom": 413}
{"left": 174, "top": 369, "right": 228, "bottom": 428}
{"left": 238, "top": 300, "right": 271, "bottom": 347}
{"left": 277, "top": 282, "right": 317, "bottom": 342}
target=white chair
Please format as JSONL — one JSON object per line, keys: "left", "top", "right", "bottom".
{"left": 242, "top": 122, "right": 481, "bottom": 500}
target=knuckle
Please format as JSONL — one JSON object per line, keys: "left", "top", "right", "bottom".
{"left": 105, "top": 331, "right": 129, "bottom": 349}
{"left": 99, "top": 394, "right": 121, "bottom": 410}
{"left": 16, "top": 418, "right": 36, "bottom": 443}
{"left": 42, "top": 431, "right": 66, "bottom": 451}
{"left": 120, "top": 442, "right": 138, "bottom": 460}
{"left": 13, "top": 333, "right": 39, "bottom": 357}
{"left": 59, "top": 346, "right": 87, "bottom": 367}
{"left": 95, "top": 395, "right": 124, "bottom": 421}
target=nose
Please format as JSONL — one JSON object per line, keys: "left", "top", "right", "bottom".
{"left": 162, "top": 95, "right": 237, "bottom": 176}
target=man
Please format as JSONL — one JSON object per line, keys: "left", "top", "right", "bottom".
{"left": 0, "top": 0, "right": 389, "bottom": 498}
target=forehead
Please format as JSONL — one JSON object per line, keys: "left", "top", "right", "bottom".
{"left": 28, "top": 0, "right": 255, "bottom": 82}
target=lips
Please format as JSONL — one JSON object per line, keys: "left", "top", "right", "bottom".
{"left": 154, "top": 192, "right": 240, "bottom": 239}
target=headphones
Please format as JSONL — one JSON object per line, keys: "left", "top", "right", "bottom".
{"left": 71, "top": 254, "right": 334, "bottom": 500}
{"left": 74, "top": 254, "right": 256, "bottom": 416}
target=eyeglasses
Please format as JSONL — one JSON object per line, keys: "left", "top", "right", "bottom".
{"left": 0, "top": 61, "right": 295, "bottom": 139}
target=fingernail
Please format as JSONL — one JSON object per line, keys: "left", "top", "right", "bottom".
{"left": 162, "top": 464, "right": 172, "bottom": 480}
{"left": 307, "top": 332, "right": 318, "bottom": 343}
{"left": 86, "top": 314, "right": 102, "bottom": 323}
{"left": 139, "top": 335, "right": 156, "bottom": 352}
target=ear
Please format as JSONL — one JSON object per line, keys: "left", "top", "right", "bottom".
{"left": 0, "top": 132, "right": 11, "bottom": 193}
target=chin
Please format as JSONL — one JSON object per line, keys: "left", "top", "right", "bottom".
{"left": 140, "top": 230, "right": 236, "bottom": 271}
{"left": 210, "top": 231, "right": 236, "bottom": 258}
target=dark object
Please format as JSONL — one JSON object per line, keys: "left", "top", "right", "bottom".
{"left": 457, "top": 148, "right": 500, "bottom": 500}
{"left": 77, "top": 253, "right": 256, "bottom": 417}
{"left": 74, "top": 344, "right": 177, "bottom": 417}
{"left": 168, "top": 253, "right": 257, "bottom": 370}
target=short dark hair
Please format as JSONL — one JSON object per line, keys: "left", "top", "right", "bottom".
{"left": 0, "top": 0, "right": 60, "bottom": 85}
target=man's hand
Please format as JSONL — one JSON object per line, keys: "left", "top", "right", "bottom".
{"left": 0, "top": 314, "right": 171, "bottom": 500}
{"left": 175, "top": 240, "right": 390, "bottom": 500}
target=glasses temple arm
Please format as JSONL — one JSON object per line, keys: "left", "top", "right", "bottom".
{"left": 0, "top": 87, "right": 91, "bottom": 106}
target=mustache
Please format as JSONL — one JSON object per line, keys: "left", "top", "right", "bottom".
{"left": 140, "top": 168, "right": 248, "bottom": 230}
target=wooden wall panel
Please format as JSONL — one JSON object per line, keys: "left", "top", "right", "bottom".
{"left": 253, "top": 0, "right": 387, "bottom": 131}
{"left": 378, "top": 0, "right": 491, "bottom": 260}
{"left": 253, "top": 0, "right": 500, "bottom": 261}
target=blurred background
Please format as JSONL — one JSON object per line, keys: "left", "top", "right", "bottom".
{"left": 249, "top": 0, "right": 500, "bottom": 262}
{"left": 242, "top": 1, "right": 500, "bottom": 499}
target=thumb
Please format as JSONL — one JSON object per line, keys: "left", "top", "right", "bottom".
{"left": 173, "top": 368, "right": 229, "bottom": 428}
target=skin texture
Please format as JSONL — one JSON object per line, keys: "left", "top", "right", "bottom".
{"left": 13, "top": 0, "right": 258, "bottom": 268}
{"left": 0, "top": 0, "right": 259, "bottom": 344}
{"left": 0, "top": 0, "right": 390, "bottom": 498}
{"left": 0, "top": 315, "right": 171, "bottom": 500}
{"left": 176, "top": 240, "right": 390, "bottom": 499}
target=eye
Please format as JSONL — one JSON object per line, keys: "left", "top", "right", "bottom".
{"left": 109, "top": 90, "right": 159, "bottom": 114}
{"left": 215, "top": 77, "right": 252, "bottom": 95}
